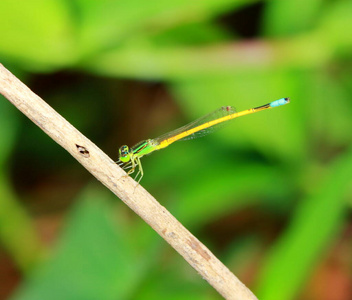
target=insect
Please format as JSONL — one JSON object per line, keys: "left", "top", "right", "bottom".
{"left": 117, "top": 98, "right": 290, "bottom": 183}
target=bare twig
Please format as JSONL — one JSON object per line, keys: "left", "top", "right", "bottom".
{"left": 0, "top": 63, "right": 258, "bottom": 300}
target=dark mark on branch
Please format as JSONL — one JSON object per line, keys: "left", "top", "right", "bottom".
{"left": 76, "top": 144, "right": 90, "bottom": 158}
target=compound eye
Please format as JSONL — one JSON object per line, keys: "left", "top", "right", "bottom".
{"left": 118, "top": 145, "right": 131, "bottom": 163}
{"left": 119, "top": 145, "right": 129, "bottom": 156}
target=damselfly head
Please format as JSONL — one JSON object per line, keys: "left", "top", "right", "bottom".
{"left": 119, "top": 145, "right": 131, "bottom": 163}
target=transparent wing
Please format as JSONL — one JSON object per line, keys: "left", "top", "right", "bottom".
{"left": 155, "top": 106, "right": 236, "bottom": 143}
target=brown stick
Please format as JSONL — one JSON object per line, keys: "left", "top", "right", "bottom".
{"left": 0, "top": 63, "right": 258, "bottom": 300}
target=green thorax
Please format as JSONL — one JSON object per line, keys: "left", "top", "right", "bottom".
{"left": 131, "top": 139, "right": 157, "bottom": 158}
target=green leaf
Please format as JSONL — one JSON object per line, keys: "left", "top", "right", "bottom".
{"left": 262, "top": 0, "right": 324, "bottom": 36}
{"left": 0, "top": 100, "right": 44, "bottom": 272}
{"left": 0, "top": 0, "right": 76, "bottom": 70}
{"left": 86, "top": 35, "right": 331, "bottom": 80}
{"left": 74, "top": 0, "right": 256, "bottom": 54}
{"left": 12, "top": 186, "right": 157, "bottom": 300}
{"left": 255, "top": 146, "right": 352, "bottom": 300}
{"left": 170, "top": 160, "right": 290, "bottom": 228}
{"left": 317, "top": 0, "right": 352, "bottom": 55}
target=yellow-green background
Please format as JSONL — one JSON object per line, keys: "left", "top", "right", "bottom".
{"left": 0, "top": 1, "right": 352, "bottom": 299}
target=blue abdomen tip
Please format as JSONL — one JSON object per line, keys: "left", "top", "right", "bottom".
{"left": 270, "top": 97, "right": 290, "bottom": 108}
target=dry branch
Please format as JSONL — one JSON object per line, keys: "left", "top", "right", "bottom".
{"left": 0, "top": 63, "right": 258, "bottom": 300}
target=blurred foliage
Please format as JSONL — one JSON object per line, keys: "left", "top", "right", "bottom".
{"left": 0, "top": 0, "right": 352, "bottom": 300}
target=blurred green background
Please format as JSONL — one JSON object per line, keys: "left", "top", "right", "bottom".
{"left": 1, "top": 0, "right": 352, "bottom": 299}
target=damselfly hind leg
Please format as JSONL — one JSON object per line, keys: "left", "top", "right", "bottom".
{"left": 133, "top": 156, "right": 144, "bottom": 184}
{"left": 116, "top": 155, "right": 143, "bottom": 185}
